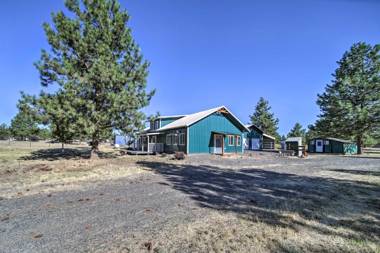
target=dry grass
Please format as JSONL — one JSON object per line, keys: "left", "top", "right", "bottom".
{"left": 0, "top": 141, "right": 153, "bottom": 198}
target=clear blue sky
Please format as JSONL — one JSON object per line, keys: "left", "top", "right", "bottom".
{"left": 0, "top": 0, "right": 379, "bottom": 135}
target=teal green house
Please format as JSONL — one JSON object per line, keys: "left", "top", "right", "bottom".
{"left": 137, "top": 106, "right": 249, "bottom": 155}
{"left": 308, "top": 137, "right": 357, "bottom": 155}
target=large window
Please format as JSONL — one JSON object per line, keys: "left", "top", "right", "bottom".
{"left": 228, "top": 135, "right": 234, "bottom": 146}
{"left": 172, "top": 134, "right": 178, "bottom": 145}
{"left": 236, "top": 136, "right": 241, "bottom": 146}
{"left": 166, "top": 134, "right": 172, "bottom": 145}
{"left": 179, "top": 133, "right": 185, "bottom": 145}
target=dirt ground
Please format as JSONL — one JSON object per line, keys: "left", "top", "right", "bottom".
{"left": 0, "top": 142, "right": 379, "bottom": 253}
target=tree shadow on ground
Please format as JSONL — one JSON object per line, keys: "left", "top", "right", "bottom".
{"left": 329, "top": 169, "right": 380, "bottom": 177}
{"left": 20, "top": 148, "right": 119, "bottom": 161}
{"left": 138, "top": 161, "right": 380, "bottom": 243}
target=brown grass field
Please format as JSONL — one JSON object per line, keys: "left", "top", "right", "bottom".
{"left": 1, "top": 141, "right": 379, "bottom": 253}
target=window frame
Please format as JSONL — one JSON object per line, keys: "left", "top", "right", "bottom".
{"left": 166, "top": 134, "right": 172, "bottom": 145}
{"left": 236, "top": 135, "right": 241, "bottom": 146}
{"left": 172, "top": 134, "right": 178, "bottom": 145}
{"left": 179, "top": 133, "right": 185, "bottom": 145}
{"left": 228, "top": 135, "right": 235, "bottom": 146}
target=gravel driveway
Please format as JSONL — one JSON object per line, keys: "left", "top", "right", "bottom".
{"left": 1, "top": 153, "right": 379, "bottom": 252}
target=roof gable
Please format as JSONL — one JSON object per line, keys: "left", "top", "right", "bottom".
{"left": 157, "top": 106, "right": 249, "bottom": 132}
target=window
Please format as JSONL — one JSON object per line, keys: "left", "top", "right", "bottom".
{"left": 154, "top": 120, "right": 160, "bottom": 130}
{"left": 236, "top": 136, "right": 241, "bottom": 146}
{"left": 324, "top": 140, "right": 329, "bottom": 145}
{"left": 166, "top": 134, "right": 172, "bottom": 145}
{"left": 172, "top": 134, "right": 178, "bottom": 145}
{"left": 179, "top": 133, "right": 185, "bottom": 145}
{"left": 311, "top": 140, "right": 315, "bottom": 145}
{"left": 228, "top": 135, "right": 234, "bottom": 146}
{"left": 150, "top": 136, "right": 156, "bottom": 143}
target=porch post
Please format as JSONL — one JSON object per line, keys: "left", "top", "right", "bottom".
{"left": 147, "top": 135, "right": 150, "bottom": 152}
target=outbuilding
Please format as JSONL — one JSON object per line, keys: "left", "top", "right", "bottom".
{"left": 308, "top": 137, "right": 357, "bottom": 155}
{"left": 245, "top": 124, "right": 276, "bottom": 150}
{"left": 136, "top": 106, "right": 249, "bottom": 155}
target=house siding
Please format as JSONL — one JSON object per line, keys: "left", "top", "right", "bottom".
{"left": 188, "top": 112, "right": 244, "bottom": 154}
{"left": 308, "top": 138, "right": 357, "bottom": 154}
{"left": 161, "top": 118, "right": 179, "bottom": 128}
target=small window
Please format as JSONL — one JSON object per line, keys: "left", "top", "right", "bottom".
{"left": 236, "top": 136, "right": 241, "bottom": 146}
{"left": 154, "top": 120, "right": 160, "bottom": 129}
{"left": 179, "top": 133, "right": 185, "bottom": 145}
{"left": 324, "top": 140, "right": 329, "bottom": 145}
{"left": 166, "top": 134, "right": 172, "bottom": 145}
{"left": 150, "top": 136, "right": 156, "bottom": 143}
{"left": 228, "top": 135, "right": 235, "bottom": 146}
{"left": 311, "top": 140, "right": 315, "bottom": 145}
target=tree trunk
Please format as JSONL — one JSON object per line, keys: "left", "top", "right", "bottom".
{"left": 356, "top": 135, "right": 362, "bottom": 155}
{"left": 90, "top": 138, "right": 99, "bottom": 159}
{"left": 61, "top": 142, "right": 65, "bottom": 153}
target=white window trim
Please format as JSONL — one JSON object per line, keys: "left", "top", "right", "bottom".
{"left": 236, "top": 136, "right": 241, "bottom": 146}
{"left": 228, "top": 135, "right": 235, "bottom": 146}
{"left": 172, "top": 134, "right": 178, "bottom": 145}
{"left": 179, "top": 133, "right": 185, "bottom": 145}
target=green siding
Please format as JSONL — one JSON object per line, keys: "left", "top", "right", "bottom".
{"left": 161, "top": 118, "right": 180, "bottom": 127}
{"left": 189, "top": 112, "right": 244, "bottom": 154}
{"left": 308, "top": 138, "right": 357, "bottom": 154}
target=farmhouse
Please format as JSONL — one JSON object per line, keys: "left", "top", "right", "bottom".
{"left": 137, "top": 106, "right": 248, "bottom": 155}
{"left": 308, "top": 137, "right": 357, "bottom": 155}
{"left": 245, "top": 124, "right": 276, "bottom": 150}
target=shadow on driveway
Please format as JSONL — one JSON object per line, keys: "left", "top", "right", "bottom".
{"left": 138, "top": 161, "right": 380, "bottom": 242}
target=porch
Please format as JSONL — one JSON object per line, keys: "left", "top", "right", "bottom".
{"left": 136, "top": 133, "right": 164, "bottom": 153}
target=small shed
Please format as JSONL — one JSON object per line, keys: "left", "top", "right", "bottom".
{"left": 308, "top": 137, "right": 357, "bottom": 155}
{"left": 245, "top": 124, "right": 276, "bottom": 150}
{"left": 285, "top": 137, "right": 303, "bottom": 156}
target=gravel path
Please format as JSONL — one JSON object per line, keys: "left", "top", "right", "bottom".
{"left": 1, "top": 153, "right": 379, "bottom": 253}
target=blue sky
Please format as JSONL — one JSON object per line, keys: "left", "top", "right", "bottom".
{"left": 0, "top": 0, "right": 379, "bottom": 135}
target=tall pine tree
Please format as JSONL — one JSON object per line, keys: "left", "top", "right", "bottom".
{"left": 316, "top": 42, "right": 380, "bottom": 154}
{"left": 249, "top": 97, "right": 280, "bottom": 140}
{"left": 35, "top": 0, "right": 154, "bottom": 158}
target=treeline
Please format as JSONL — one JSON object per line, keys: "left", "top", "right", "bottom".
{"left": 248, "top": 42, "right": 380, "bottom": 153}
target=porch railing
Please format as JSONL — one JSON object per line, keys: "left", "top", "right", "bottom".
{"left": 148, "top": 143, "right": 164, "bottom": 153}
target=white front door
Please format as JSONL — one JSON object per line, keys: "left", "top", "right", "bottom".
{"left": 316, "top": 139, "right": 323, "bottom": 152}
{"left": 214, "top": 134, "right": 223, "bottom": 154}
{"left": 251, "top": 138, "right": 261, "bottom": 150}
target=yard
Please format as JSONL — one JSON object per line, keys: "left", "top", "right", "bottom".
{"left": 0, "top": 141, "right": 379, "bottom": 253}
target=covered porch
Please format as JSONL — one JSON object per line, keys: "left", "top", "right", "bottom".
{"left": 136, "top": 132, "right": 164, "bottom": 153}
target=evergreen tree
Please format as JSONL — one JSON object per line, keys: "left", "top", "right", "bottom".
{"left": 249, "top": 97, "right": 280, "bottom": 140}
{"left": 287, "top": 123, "right": 306, "bottom": 138}
{"left": 0, "top": 123, "right": 10, "bottom": 140}
{"left": 10, "top": 111, "right": 39, "bottom": 141}
{"left": 287, "top": 122, "right": 306, "bottom": 143}
{"left": 316, "top": 42, "right": 380, "bottom": 154}
{"left": 35, "top": 0, "right": 154, "bottom": 158}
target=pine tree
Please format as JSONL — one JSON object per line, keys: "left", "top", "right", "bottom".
{"left": 287, "top": 122, "right": 306, "bottom": 143}
{"left": 0, "top": 123, "right": 10, "bottom": 140}
{"left": 316, "top": 42, "right": 380, "bottom": 154}
{"left": 35, "top": 0, "right": 154, "bottom": 158}
{"left": 249, "top": 97, "right": 280, "bottom": 140}
{"left": 287, "top": 123, "right": 306, "bottom": 138}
